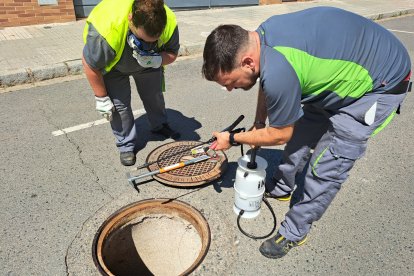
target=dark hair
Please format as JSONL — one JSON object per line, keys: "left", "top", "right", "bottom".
{"left": 202, "top": 24, "right": 249, "bottom": 81}
{"left": 132, "top": 0, "right": 166, "bottom": 38}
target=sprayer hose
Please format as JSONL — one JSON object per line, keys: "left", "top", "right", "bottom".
{"left": 236, "top": 197, "right": 277, "bottom": 240}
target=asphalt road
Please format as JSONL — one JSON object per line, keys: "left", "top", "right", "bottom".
{"left": 1, "top": 15, "right": 413, "bottom": 276}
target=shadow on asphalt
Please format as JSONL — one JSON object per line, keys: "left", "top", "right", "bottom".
{"left": 211, "top": 147, "right": 311, "bottom": 208}
{"left": 133, "top": 108, "right": 202, "bottom": 152}
{"left": 130, "top": 123, "right": 311, "bottom": 207}
{"left": 132, "top": 146, "right": 311, "bottom": 211}
{"left": 213, "top": 148, "right": 284, "bottom": 190}
{"left": 256, "top": 147, "right": 310, "bottom": 208}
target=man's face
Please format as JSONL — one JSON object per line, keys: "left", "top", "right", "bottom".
{"left": 216, "top": 67, "right": 259, "bottom": 92}
{"left": 128, "top": 15, "right": 159, "bottom": 43}
{"left": 131, "top": 26, "right": 159, "bottom": 43}
{"left": 128, "top": 19, "right": 160, "bottom": 53}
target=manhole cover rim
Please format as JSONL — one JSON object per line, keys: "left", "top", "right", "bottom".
{"left": 92, "top": 198, "right": 211, "bottom": 276}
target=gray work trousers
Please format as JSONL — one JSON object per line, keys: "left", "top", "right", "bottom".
{"left": 266, "top": 91, "right": 407, "bottom": 241}
{"left": 103, "top": 68, "right": 167, "bottom": 153}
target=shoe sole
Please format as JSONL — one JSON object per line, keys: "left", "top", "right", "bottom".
{"left": 120, "top": 157, "right": 136, "bottom": 166}
{"left": 259, "top": 249, "right": 286, "bottom": 259}
{"left": 121, "top": 162, "right": 136, "bottom": 166}
{"left": 265, "top": 192, "right": 292, "bottom": 202}
{"left": 296, "top": 236, "right": 308, "bottom": 246}
{"left": 275, "top": 195, "right": 292, "bottom": 202}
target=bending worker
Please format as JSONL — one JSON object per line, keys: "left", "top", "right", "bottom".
{"left": 202, "top": 7, "right": 411, "bottom": 258}
{"left": 82, "top": 0, "right": 180, "bottom": 166}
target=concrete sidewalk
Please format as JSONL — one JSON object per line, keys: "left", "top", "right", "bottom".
{"left": 0, "top": 0, "right": 413, "bottom": 88}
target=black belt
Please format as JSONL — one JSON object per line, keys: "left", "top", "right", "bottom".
{"left": 384, "top": 79, "right": 412, "bottom": 94}
{"left": 385, "top": 71, "right": 412, "bottom": 115}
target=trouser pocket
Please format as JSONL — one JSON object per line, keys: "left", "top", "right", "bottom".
{"left": 311, "top": 136, "right": 367, "bottom": 183}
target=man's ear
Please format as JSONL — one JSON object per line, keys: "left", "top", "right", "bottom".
{"left": 128, "top": 13, "right": 133, "bottom": 21}
{"left": 241, "top": 56, "right": 255, "bottom": 71}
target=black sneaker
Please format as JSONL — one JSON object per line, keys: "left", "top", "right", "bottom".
{"left": 264, "top": 191, "right": 292, "bottom": 201}
{"left": 259, "top": 232, "right": 308, "bottom": 259}
{"left": 120, "top": 151, "right": 136, "bottom": 166}
{"left": 151, "top": 123, "right": 180, "bottom": 139}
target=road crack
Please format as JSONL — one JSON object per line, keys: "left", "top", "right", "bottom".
{"left": 39, "top": 108, "right": 113, "bottom": 199}
{"left": 39, "top": 109, "right": 116, "bottom": 274}
{"left": 64, "top": 203, "right": 110, "bottom": 275}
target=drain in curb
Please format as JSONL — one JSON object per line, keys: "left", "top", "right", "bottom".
{"left": 93, "top": 199, "right": 210, "bottom": 276}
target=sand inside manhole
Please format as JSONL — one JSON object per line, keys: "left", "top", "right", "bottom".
{"left": 102, "top": 214, "right": 202, "bottom": 276}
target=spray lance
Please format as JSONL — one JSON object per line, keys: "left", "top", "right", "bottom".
{"left": 233, "top": 146, "right": 277, "bottom": 240}
{"left": 126, "top": 115, "right": 245, "bottom": 186}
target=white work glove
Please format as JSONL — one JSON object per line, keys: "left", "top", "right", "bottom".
{"left": 127, "top": 34, "right": 162, "bottom": 68}
{"left": 95, "top": 96, "right": 114, "bottom": 121}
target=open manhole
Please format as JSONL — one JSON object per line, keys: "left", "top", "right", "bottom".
{"left": 93, "top": 199, "right": 211, "bottom": 276}
{"left": 146, "top": 141, "right": 228, "bottom": 187}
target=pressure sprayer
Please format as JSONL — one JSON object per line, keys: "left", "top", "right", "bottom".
{"left": 233, "top": 147, "right": 277, "bottom": 239}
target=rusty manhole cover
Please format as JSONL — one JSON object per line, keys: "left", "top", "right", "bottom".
{"left": 146, "top": 141, "right": 227, "bottom": 187}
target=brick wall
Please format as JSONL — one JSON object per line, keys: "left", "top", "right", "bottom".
{"left": 0, "top": 0, "right": 76, "bottom": 28}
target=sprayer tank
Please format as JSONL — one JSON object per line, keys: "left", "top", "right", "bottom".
{"left": 233, "top": 154, "right": 268, "bottom": 219}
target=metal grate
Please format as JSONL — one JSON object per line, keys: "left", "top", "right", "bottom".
{"left": 146, "top": 141, "right": 228, "bottom": 187}
{"left": 157, "top": 145, "right": 216, "bottom": 176}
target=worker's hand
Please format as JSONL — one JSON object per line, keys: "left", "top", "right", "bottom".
{"left": 132, "top": 51, "right": 162, "bottom": 68}
{"left": 95, "top": 96, "right": 114, "bottom": 121}
{"left": 210, "top": 131, "right": 231, "bottom": 151}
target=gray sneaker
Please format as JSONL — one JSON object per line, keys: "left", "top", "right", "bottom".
{"left": 120, "top": 151, "right": 136, "bottom": 166}
{"left": 259, "top": 232, "right": 308, "bottom": 259}
{"left": 264, "top": 191, "right": 292, "bottom": 201}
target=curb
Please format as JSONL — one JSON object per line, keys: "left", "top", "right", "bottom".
{"left": 365, "top": 8, "right": 414, "bottom": 20}
{"left": 1, "top": 9, "right": 413, "bottom": 89}
{"left": 0, "top": 48, "right": 199, "bottom": 88}
{"left": 0, "top": 60, "right": 83, "bottom": 88}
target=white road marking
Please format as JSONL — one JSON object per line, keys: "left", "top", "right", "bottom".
{"left": 387, "top": 29, "right": 414, "bottom": 34}
{"left": 52, "top": 108, "right": 146, "bottom": 136}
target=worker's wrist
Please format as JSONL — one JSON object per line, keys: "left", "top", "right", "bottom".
{"left": 94, "top": 92, "right": 108, "bottom": 98}
{"left": 229, "top": 132, "right": 240, "bottom": 146}
{"left": 95, "top": 95, "right": 109, "bottom": 100}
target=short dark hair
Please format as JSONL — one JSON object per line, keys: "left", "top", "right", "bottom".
{"left": 132, "top": 0, "right": 166, "bottom": 38}
{"left": 202, "top": 25, "right": 249, "bottom": 81}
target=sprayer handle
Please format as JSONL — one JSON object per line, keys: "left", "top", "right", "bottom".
{"left": 222, "top": 115, "right": 245, "bottom": 132}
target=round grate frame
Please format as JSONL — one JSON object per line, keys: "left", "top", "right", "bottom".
{"left": 146, "top": 141, "right": 228, "bottom": 187}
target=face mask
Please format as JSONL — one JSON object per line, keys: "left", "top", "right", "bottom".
{"left": 127, "top": 31, "right": 158, "bottom": 56}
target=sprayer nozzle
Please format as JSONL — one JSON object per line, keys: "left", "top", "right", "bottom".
{"left": 247, "top": 162, "right": 257, "bottom": 170}
{"left": 247, "top": 149, "right": 258, "bottom": 169}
